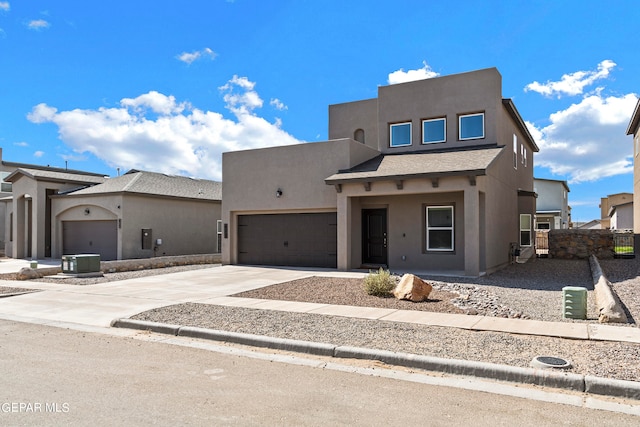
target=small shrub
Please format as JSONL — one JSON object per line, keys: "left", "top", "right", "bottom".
{"left": 363, "top": 268, "right": 396, "bottom": 296}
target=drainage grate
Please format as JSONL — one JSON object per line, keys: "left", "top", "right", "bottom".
{"left": 530, "top": 356, "right": 571, "bottom": 369}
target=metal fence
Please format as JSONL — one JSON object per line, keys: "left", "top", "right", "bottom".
{"left": 613, "top": 231, "right": 635, "bottom": 258}
{"left": 535, "top": 230, "right": 549, "bottom": 257}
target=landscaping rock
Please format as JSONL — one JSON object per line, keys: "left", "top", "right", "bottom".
{"left": 16, "top": 267, "right": 42, "bottom": 280}
{"left": 393, "top": 274, "right": 432, "bottom": 302}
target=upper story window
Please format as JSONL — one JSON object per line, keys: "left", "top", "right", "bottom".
{"left": 390, "top": 122, "right": 412, "bottom": 147}
{"left": 513, "top": 135, "right": 518, "bottom": 170}
{"left": 0, "top": 172, "right": 12, "bottom": 193}
{"left": 422, "top": 118, "right": 446, "bottom": 144}
{"left": 459, "top": 113, "right": 485, "bottom": 140}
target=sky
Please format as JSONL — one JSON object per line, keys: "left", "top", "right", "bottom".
{"left": 0, "top": 1, "right": 639, "bottom": 223}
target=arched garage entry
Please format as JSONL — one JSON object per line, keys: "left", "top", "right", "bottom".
{"left": 62, "top": 220, "right": 117, "bottom": 260}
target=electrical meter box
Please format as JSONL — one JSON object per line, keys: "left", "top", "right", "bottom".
{"left": 61, "top": 254, "right": 101, "bottom": 274}
{"left": 562, "top": 286, "right": 588, "bottom": 320}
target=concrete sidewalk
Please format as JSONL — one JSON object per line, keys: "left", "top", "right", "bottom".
{"left": 0, "top": 263, "right": 638, "bottom": 344}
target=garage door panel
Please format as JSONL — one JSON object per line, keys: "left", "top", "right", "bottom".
{"left": 62, "top": 220, "right": 117, "bottom": 261}
{"left": 238, "top": 213, "right": 337, "bottom": 268}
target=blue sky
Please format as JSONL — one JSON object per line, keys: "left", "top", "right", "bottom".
{"left": 0, "top": 1, "right": 638, "bottom": 223}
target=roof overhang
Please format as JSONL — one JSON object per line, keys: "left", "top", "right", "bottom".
{"left": 502, "top": 99, "right": 539, "bottom": 152}
{"left": 626, "top": 97, "right": 640, "bottom": 135}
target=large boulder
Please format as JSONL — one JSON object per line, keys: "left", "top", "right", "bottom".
{"left": 16, "top": 267, "right": 42, "bottom": 280}
{"left": 393, "top": 274, "right": 432, "bottom": 302}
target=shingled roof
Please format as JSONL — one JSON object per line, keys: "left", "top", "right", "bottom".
{"left": 325, "top": 146, "right": 504, "bottom": 185}
{"left": 67, "top": 169, "right": 222, "bottom": 201}
{"left": 5, "top": 168, "right": 107, "bottom": 185}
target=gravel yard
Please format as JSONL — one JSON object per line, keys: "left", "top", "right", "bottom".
{"left": 3, "top": 257, "right": 639, "bottom": 381}
{"left": 131, "top": 257, "right": 640, "bottom": 382}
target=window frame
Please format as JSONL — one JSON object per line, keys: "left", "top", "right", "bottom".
{"left": 389, "top": 122, "right": 412, "bottom": 148}
{"left": 459, "top": 112, "right": 485, "bottom": 141}
{"left": 520, "top": 214, "right": 532, "bottom": 247}
{"left": 513, "top": 135, "right": 518, "bottom": 170}
{"left": 421, "top": 117, "right": 446, "bottom": 144}
{"left": 426, "top": 205, "right": 455, "bottom": 252}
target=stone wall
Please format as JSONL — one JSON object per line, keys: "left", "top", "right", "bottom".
{"left": 548, "top": 230, "right": 614, "bottom": 259}
{"left": 101, "top": 254, "right": 222, "bottom": 273}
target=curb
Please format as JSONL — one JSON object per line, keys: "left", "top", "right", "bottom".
{"left": 111, "top": 318, "right": 640, "bottom": 401}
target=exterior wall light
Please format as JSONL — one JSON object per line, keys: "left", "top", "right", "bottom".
{"left": 276, "top": 189, "right": 283, "bottom": 198}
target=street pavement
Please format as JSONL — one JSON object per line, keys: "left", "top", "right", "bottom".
{"left": 1, "top": 259, "right": 640, "bottom": 413}
{"left": 2, "top": 319, "right": 640, "bottom": 426}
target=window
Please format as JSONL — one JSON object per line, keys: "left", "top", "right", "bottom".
{"left": 520, "top": 214, "right": 532, "bottom": 246}
{"left": 354, "top": 129, "right": 365, "bottom": 144}
{"left": 390, "top": 122, "right": 412, "bottom": 147}
{"left": 426, "top": 206, "right": 454, "bottom": 251}
{"left": 422, "top": 118, "right": 446, "bottom": 144}
{"left": 0, "top": 171, "right": 12, "bottom": 193}
{"left": 217, "top": 220, "right": 223, "bottom": 252}
{"left": 524, "top": 149, "right": 528, "bottom": 167}
{"left": 513, "top": 135, "right": 517, "bottom": 170}
{"left": 459, "top": 113, "right": 484, "bottom": 140}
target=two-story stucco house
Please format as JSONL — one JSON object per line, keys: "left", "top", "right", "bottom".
{"left": 627, "top": 97, "right": 640, "bottom": 234}
{"left": 534, "top": 178, "right": 570, "bottom": 229}
{"left": 222, "top": 68, "right": 539, "bottom": 276}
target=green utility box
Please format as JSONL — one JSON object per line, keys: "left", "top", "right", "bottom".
{"left": 562, "top": 286, "right": 588, "bottom": 320}
{"left": 61, "top": 254, "right": 101, "bottom": 274}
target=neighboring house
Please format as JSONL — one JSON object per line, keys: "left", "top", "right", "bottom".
{"left": 51, "top": 170, "right": 222, "bottom": 260}
{"left": 533, "top": 178, "right": 570, "bottom": 229}
{"left": 222, "top": 67, "right": 539, "bottom": 276}
{"left": 609, "top": 202, "right": 634, "bottom": 230}
{"left": 575, "top": 219, "right": 602, "bottom": 230}
{"left": 600, "top": 193, "right": 633, "bottom": 230}
{"left": 627, "top": 97, "right": 640, "bottom": 234}
{"left": 0, "top": 147, "right": 222, "bottom": 261}
{"left": 2, "top": 161, "right": 108, "bottom": 259}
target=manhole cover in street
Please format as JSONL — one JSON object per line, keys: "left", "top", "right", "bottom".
{"left": 531, "top": 356, "right": 571, "bottom": 369}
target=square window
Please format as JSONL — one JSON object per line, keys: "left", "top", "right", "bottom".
{"left": 422, "top": 118, "right": 446, "bottom": 144}
{"left": 390, "top": 122, "right": 412, "bottom": 147}
{"left": 459, "top": 113, "right": 484, "bottom": 140}
{"left": 426, "top": 206, "right": 454, "bottom": 251}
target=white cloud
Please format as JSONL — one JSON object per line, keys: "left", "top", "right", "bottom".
{"left": 527, "top": 93, "right": 638, "bottom": 183}
{"left": 0, "top": 2, "right": 10, "bottom": 12}
{"left": 27, "top": 76, "right": 302, "bottom": 180}
{"left": 34, "top": 150, "right": 44, "bottom": 158}
{"left": 176, "top": 47, "right": 217, "bottom": 64}
{"left": 525, "top": 60, "right": 616, "bottom": 98}
{"left": 13, "top": 141, "right": 28, "bottom": 147}
{"left": 27, "top": 19, "right": 50, "bottom": 30}
{"left": 270, "top": 98, "right": 287, "bottom": 111}
{"left": 388, "top": 61, "right": 440, "bottom": 85}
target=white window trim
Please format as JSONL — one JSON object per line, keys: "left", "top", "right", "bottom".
{"left": 389, "top": 122, "right": 412, "bottom": 147}
{"left": 422, "top": 117, "right": 446, "bottom": 144}
{"left": 520, "top": 214, "right": 532, "bottom": 247}
{"left": 426, "top": 205, "right": 454, "bottom": 251}
{"left": 459, "top": 113, "right": 485, "bottom": 141}
{"left": 513, "top": 135, "right": 518, "bottom": 170}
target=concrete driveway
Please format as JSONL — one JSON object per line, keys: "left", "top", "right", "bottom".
{"left": 0, "top": 265, "right": 364, "bottom": 327}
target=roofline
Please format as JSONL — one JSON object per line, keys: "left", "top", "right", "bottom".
{"left": 2, "top": 161, "right": 106, "bottom": 178}
{"left": 5, "top": 168, "right": 106, "bottom": 185}
{"left": 502, "top": 99, "right": 539, "bottom": 152}
{"left": 626, "top": 97, "right": 640, "bottom": 135}
{"left": 534, "top": 177, "right": 570, "bottom": 192}
{"left": 52, "top": 190, "right": 221, "bottom": 202}
{"left": 325, "top": 169, "right": 487, "bottom": 185}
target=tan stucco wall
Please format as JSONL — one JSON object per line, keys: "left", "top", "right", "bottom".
{"left": 635, "top": 131, "right": 640, "bottom": 233}
{"left": 10, "top": 175, "right": 95, "bottom": 259}
{"left": 328, "top": 98, "right": 379, "bottom": 151}
{"left": 52, "top": 194, "right": 220, "bottom": 259}
{"left": 221, "top": 139, "right": 380, "bottom": 264}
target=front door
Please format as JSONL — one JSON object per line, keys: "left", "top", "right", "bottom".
{"left": 362, "top": 209, "right": 387, "bottom": 266}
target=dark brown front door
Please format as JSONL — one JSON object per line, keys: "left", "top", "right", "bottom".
{"left": 362, "top": 209, "right": 387, "bottom": 266}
